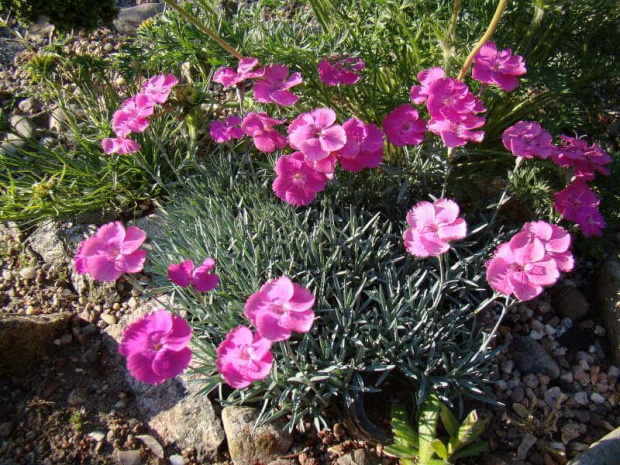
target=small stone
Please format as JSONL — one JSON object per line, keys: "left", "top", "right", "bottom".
{"left": 114, "top": 400, "right": 127, "bottom": 409}
{"left": 115, "top": 450, "right": 142, "bottom": 465}
{"left": 574, "top": 391, "right": 588, "bottom": 406}
{"left": 544, "top": 324, "right": 556, "bottom": 336}
{"left": 561, "top": 422, "right": 586, "bottom": 444}
{"left": 100, "top": 313, "right": 117, "bottom": 325}
{"left": 559, "top": 371, "right": 574, "bottom": 383}
{"left": 590, "top": 392, "right": 605, "bottom": 404}
{"left": 511, "top": 336, "right": 560, "bottom": 379}
{"left": 575, "top": 410, "right": 590, "bottom": 423}
{"left": 524, "top": 373, "right": 540, "bottom": 389}
{"left": 552, "top": 285, "right": 589, "bottom": 321}
{"left": 517, "top": 433, "right": 537, "bottom": 460}
{"left": 608, "top": 366, "right": 620, "bottom": 379}
{"left": 136, "top": 434, "right": 164, "bottom": 459}
{"left": 169, "top": 455, "right": 185, "bottom": 465}
{"left": 544, "top": 387, "right": 565, "bottom": 408}
{"left": 87, "top": 431, "right": 105, "bottom": 442}
{"left": 82, "top": 324, "right": 97, "bottom": 335}
{"left": 25, "top": 306, "right": 36, "bottom": 315}
{"left": 573, "top": 367, "right": 588, "bottom": 382}
{"left": 333, "top": 423, "right": 345, "bottom": 438}
{"left": 67, "top": 387, "right": 87, "bottom": 406}
{"left": 530, "top": 330, "right": 544, "bottom": 340}
{"left": 501, "top": 360, "right": 515, "bottom": 374}
{"left": 60, "top": 333, "right": 72, "bottom": 345}
{"left": 0, "top": 421, "right": 15, "bottom": 437}
{"left": 511, "top": 386, "right": 525, "bottom": 403}
{"left": 19, "top": 267, "right": 37, "bottom": 280}
{"left": 113, "top": 302, "right": 121, "bottom": 311}
{"left": 539, "top": 374, "right": 551, "bottom": 385}
{"left": 496, "top": 380, "right": 507, "bottom": 391}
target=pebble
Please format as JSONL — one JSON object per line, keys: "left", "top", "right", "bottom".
{"left": 87, "top": 431, "right": 105, "bottom": 442}
{"left": 559, "top": 371, "right": 574, "bottom": 383}
{"left": 544, "top": 324, "right": 556, "bottom": 336}
{"left": 67, "top": 387, "right": 87, "bottom": 406}
{"left": 82, "top": 324, "right": 97, "bottom": 335}
{"left": 60, "top": 333, "right": 72, "bottom": 345}
{"left": 524, "top": 374, "right": 539, "bottom": 389}
{"left": 100, "top": 313, "right": 117, "bottom": 325}
{"left": 574, "top": 391, "right": 588, "bottom": 406}
{"left": 544, "top": 387, "right": 564, "bottom": 407}
{"left": 608, "top": 366, "right": 620, "bottom": 378}
{"left": 573, "top": 367, "right": 587, "bottom": 382}
{"left": 501, "top": 360, "right": 514, "bottom": 374}
{"left": 169, "top": 455, "right": 185, "bottom": 465}
{"left": 136, "top": 434, "right": 164, "bottom": 459}
{"left": 539, "top": 374, "right": 551, "bottom": 385}
{"left": 114, "top": 400, "right": 127, "bottom": 409}
{"left": 590, "top": 392, "right": 605, "bottom": 404}
{"left": 511, "top": 386, "right": 525, "bottom": 403}
{"left": 517, "top": 433, "right": 537, "bottom": 460}
{"left": 530, "top": 330, "right": 544, "bottom": 340}
{"left": 19, "top": 267, "right": 37, "bottom": 280}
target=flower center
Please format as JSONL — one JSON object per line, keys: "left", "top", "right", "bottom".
{"left": 149, "top": 332, "right": 165, "bottom": 351}
{"left": 270, "top": 303, "right": 287, "bottom": 315}
{"left": 239, "top": 346, "right": 253, "bottom": 362}
{"left": 107, "top": 244, "right": 121, "bottom": 258}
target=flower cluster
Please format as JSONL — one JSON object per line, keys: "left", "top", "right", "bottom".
{"left": 486, "top": 221, "right": 573, "bottom": 301}
{"left": 472, "top": 42, "right": 527, "bottom": 92}
{"left": 317, "top": 55, "right": 365, "bottom": 86}
{"left": 168, "top": 258, "right": 219, "bottom": 292}
{"left": 217, "top": 276, "right": 315, "bottom": 388}
{"left": 102, "top": 74, "right": 178, "bottom": 155}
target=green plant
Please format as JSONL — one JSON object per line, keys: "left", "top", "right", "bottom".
{"left": 385, "top": 396, "right": 489, "bottom": 465}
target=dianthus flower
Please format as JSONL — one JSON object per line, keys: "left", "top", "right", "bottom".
{"left": 288, "top": 108, "right": 346, "bottom": 161}
{"left": 383, "top": 104, "right": 427, "bottom": 147}
{"left": 486, "top": 231, "right": 560, "bottom": 301}
{"left": 141, "top": 74, "right": 179, "bottom": 104}
{"left": 119, "top": 309, "right": 192, "bottom": 385}
{"left": 317, "top": 55, "right": 365, "bottom": 86}
{"left": 168, "top": 258, "right": 219, "bottom": 292}
{"left": 73, "top": 221, "right": 146, "bottom": 282}
{"left": 553, "top": 180, "right": 605, "bottom": 237}
{"left": 336, "top": 118, "right": 384, "bottom": 171}
{"left": 244, "top": 276, "right": 315, "bottom": 342}
{"left": 501, "top": 121, "right": 554, "bottom": 159}
{"left": 113, "top": 94, "right": 156, "bottom": 137}
{"left": 427, "top": 114, "right": 485, "bottom": 147}
{"left": 216, "top": 326, "right": 273, "bottom": 389}
{"left": 410, "top": 67, "right": 445, "bottom": 104}
{"left": 240, "top": 112, "right": 288, "bottom": 153}
{"left": 472, "top": 41, "right": 526, "bottom": 92}
{"left": 403, "top": 199, "right": 467, "bottom": 258}
{"left": 102, "top": 137, "right": 141, "bottom": 155}
{"left": 210, "top": 115, "right": 244, "bottom": 143}
{"left": 426, "top": 77, "right": 486, "bottom": 121}
{"left": 550, "top": 135, "right": 612, "bottom": 181}
{"left": 523, "top": 221, "right": 574, "bottom": 273}
{"left": 212, "top": 57, "right": 264, "bottom": 88}
{"left": 272, "top": 152, "right": 328, "bottom": 206}
{"left": 253, "top": 64, "right": 302, "bottom": 106}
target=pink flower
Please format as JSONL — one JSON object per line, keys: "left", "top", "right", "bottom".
{"left": 472, "top": 42, "right": 526, "bottom": 92}
{"left": 403, "top": 199, "right": 467, "bottom": 258}
{"left": 241, "top": 112, "right": 288, "bottom": 153}
{"left": 288, "top": 108, "right": 346, "bottom": 161}
{"left": 253, "top": 64, "right": 302, "bottom": 106}
{"left": 102, "top": 137, "right": 141, "bottom": 155}
{"left": 272, "top": 152, "right": 328, "bottom": 206}
{"left": 168, "top": 258, "right": 219, "bottom": 292}
{"left": 119, "top": 309, "right": 192, "bottom": 385}
{"left": 216, "top": 326, "right": 273, "bottom": 389}
{"left": 112, "top": 94, "right": 155, "bottom": 137}
{"left": 550, "top": 135, "right": 612, "bottom": 181}
{"left": 73, "top": 221, "right": 147, "bottom": 282}
{"left": 523, "top": 221, "right": 574, "bottom": 273}
{"left": 553, "top": 181, "right": 605, "bottom": 237}
{"left": 336, "top": 118, "right": 384, "bottom": 171}
{"left": 502, "top": 121, "right": 554, "bottom": 159}
{"left": 427, "top": 114, "right": 485, "bottom": 147}
{"left": 410, "top": 67, "right": 445, "bottom": 104}
{"left": 213, "top": 57, "right": 264, "bottom": 88}
{"left": 141, "top": 74, "right": 179, "bottom": 104}
{"left": 318, "top": 55, "right": 365, "bottom": 86}
{"left": 383, "top": 104, "right": 427, "bottom": 147}
{"left": 486, "top": 232, "right": 560, "bottom": 301}
{"left": 426, "top": 78, "right": 486, "bottom": 121}
{"left": 210, "top": 115, "right": 244, "bottom": 143}
{"left": 244, "top": 276, "right": 315, "bottom": 341}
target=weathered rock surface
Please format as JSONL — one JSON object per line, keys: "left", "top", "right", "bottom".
{"left": 568, "top": 426, "right": 620, "bottom": 465}
{"left": 510, "top": 336, "right": 560, "bottom": 379}
{"left": 596, "top": 260, "right": 620, "bottom": 361}
{"left": 221, "top": 406, "right": 292, "bottom": 465}
{"left": 0, "top": 312, "right": 72, "bottom": 375}
{"left": 335, "top": 449, "right": 381, "bottom": 465}
{"left": 551, "top": 284, "right": 589, "bottom": 321}
{"left": 113, "top": 4, "right": 165, "bottom": 34}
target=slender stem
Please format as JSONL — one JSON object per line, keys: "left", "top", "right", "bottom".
{"left": 161, "top": 0, "right": 243, "bottom": 60}
{"left": 471, "top": 294, "right": 512, "bottom": 363}
{"left": 441, "top": 147, "right": 455, "bottom": 198}
{"left": 456, "top": 0, "right": 508, "bottom": 81}
{"left": 448, "top": 0, "right": 462, "bottom": 40}
{"left": 284, "top": 340, "right": 328, "bottom": 406}
{"left": 488, "top": 157, "right": 522, "bottom": 230}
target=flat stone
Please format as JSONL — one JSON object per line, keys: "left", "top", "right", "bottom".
{"left": 551, "top": 285, "right": 589, "bottom": 322}
{"left": 115, "top": 449, "right": 143, "bottom": 465}
{"left": 335, "top": 449, "right": 381, "bottom": 465}
{"left": 517, "top": 433, "right": 537, "bottom": 460}
{"left": 136, "top": 434, "right": 164, "bottom": 459}
{"left": 113, "top": 4, "right": 165, "bottom": 34}
{"left": 510, "top": 336, "right": 560, "bottom": 379}
{"left": 168, "top": 455, "right": 185, "bottom": 465}
{"left": 9, "top": 114, "right": 36, "bottom": 139}
{"left": 596, "top": 260, "right": 620, "bottom": 361}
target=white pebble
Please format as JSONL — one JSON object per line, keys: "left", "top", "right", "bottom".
{"left": 574, "top": 391, "right": 588, "bottom": 406}
{"left": 590, "top": 392, "right": 605, "bottom": 404}
{"left": 529, "top": 330, "right": 543, "bottom": 340}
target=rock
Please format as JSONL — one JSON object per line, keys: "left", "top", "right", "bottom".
{"left": 551, "top": 285, "right": 589, "bottom": 321}
{"left": 590, "top": 392, "right": 605, "bottom": 404}
{"left": 574, "top": 391, "right": 588, "bottom": 406}
{"left": 544, "top": 387, "right": 565, "bottom": 408}
{"left": 0, "top": 313, "right": 71, "bottom": 375}
{"left": 511, "top": 386, "right": 525, "bottom": 403}
{"left": 0, "top": 421, "right": 15, "bottom": 437}
{"left": 517, "top": 433, "right": 537, "bottom": 460}
{"left": 501, "top": 360, "right": 514, "bottom": 374}
{"left": 335, "top": 449, "right": 381, "bottom": 465}
{"left": 9, "top": 114, "right": 36, "bottom": 139}
{"left": 113, "top": 4, "right": 165, "bottom": 34}
{"left": 562, "top": 422, "right": 586, "bottom": 444}
{"left": 101, "top": 313, "right": 117, "bottom": 325}
{"left": 268, "top": 460, "right": 296, "bottom": 465}
{"left": 82, "top": 324, "right": 97, "bottom": 335}
{"left": 169, "top": 455, "right": 185, "bottom": 465}
{"left": 19, "top": 267, "right": 36, "bottom": 280}
{"left": 136, "top": 435, "right": 164, "bottom": 459}
{"left": 222, "top": 406, "right": 292, "bottom": 465}
{"left": 510, "top": 336, "right": 560, "bottom": 379}
{"left": 87, "top": 431, "right": 105, "bottom": 442}
{"left": 67, "top": 387, "right": 88, "bottom": 406}
{"left": 115, "top": 449, "right": 143, "bottom": 465}
{"left": 568, "top": 426, "right": 620, "bottom": 464}
{"left": 103, "top": 298, "right": 225, "bottom": 459}
{"left": 18, "top": 97, "right": 41, "bottom": 114}
{"left": 596, "top": 260, "right": 620, "bottom": 361}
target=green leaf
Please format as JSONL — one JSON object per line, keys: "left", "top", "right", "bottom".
{"left": 451, "top": 410, "right": 489, "bottom": 452}
{"left": 430, "top": 439, "right": 448, "bottom": 460}
{"left": 450, "top": 441, "right": 489, "bottom": 460}
{"left": 384, "top": 443, "right": 418, "bottom": 460}
{"left": 390, "top": 404, "right": 419, "bottom": 449}
{"left": 418, "top": 396, "right": 441, "bottom": 463}
{"left": 439, "top": 402, "right": 459, "bottom": 439}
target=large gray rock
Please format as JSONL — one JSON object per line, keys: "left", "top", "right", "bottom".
{"left": 568, "top": 426, "right": 620, "bottom": 465}
{"left": 510, "top": 336, "right": 560, "bottom": 379}
{"left": 0, "top": 312, "right": 72, "bottom": 376}
{"left": 221, "top": 406, "right": 293, "bottom": 465}
{"left": 596, "top": 260, "right": 620, "bottom": 361}
{"left": 113, "top": 3, "right": 165, "bottom": 34}
{"left": 103, "top": 298, "right": 225, "bottom": 460}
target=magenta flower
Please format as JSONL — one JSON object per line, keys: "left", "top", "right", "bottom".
{"left": 472, "top": 42, "right": 526, "bottom": 92}
{"left": 550, "top": 135, "right": 612, "bottom": 181}
{"left": 253, "top": 64, "right": 302, "bottom": 106}
{"left": 426, "top": 77, "right": 486, "bottom": 121}
{"left": 403, "top": 199, "right": 467, "bottom": 258}
{"left": 210, "top": 115, "right": 245, "bottom": 143}
{"left": 141, "top": 74, "right": 179, "bottom": 104}
{"left": 272, "top": 152, "right": 328, "bottom": 206}
{"left": 288, "top": 108, "right": 346, "bottom": 161}
{"left": 101, "top": 137, "right": 141, "bottom": 155}
{"left": 241, "top": 112, "right": 288, "bottom": 153}
{"left": 244, "top": 276, "right": 315, "bottom": 342}
{"left": 112, "top": 94, "right": 155, "bottom": 137}
{"left": 501, "top": 121, "right": 554, "bottom": 159}
{"left": 523, "top": 221, "right": 574, "bottom": 273}
{"left": 553, "top": 180, "right": 605, "bottom": 237}
{"left": 486, "top": 232, "right": 560, "bottom": 301}
{"left": 212, "top": 57, "right": 264, "bottom": 88}
{"left": 216, "top": 326, "right": 273, "bottom": 389}
{"left": 427, "top": 114, "right": 485, "bottom": 147}
{"left": 73, "top": 221, "right": 146, "bottom": 282}
{"left": 317, "top": 55, "right": 365, "bottom": 86}
{"left": 336, "top": 118, "right": 384, "bottom": 172}
{"left": 410, "top": 67, "right": 445, "bottom": 104}
{"left": 119, "top": 309, "right": 192, "bottom": 385}
{"left": 383, "top": 105, "right": 427, "bottom": 147}
{"left": 168, "top": 258, "right": 219, "bottom": 292}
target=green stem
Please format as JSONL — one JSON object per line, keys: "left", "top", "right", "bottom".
{"left": 161, "top": 0, "right": 243, "bottom": 60}
{"left": 448, "top": 0, "right": 462, "bottom": 40}
{"left": 488, "top": 156, "right": 522, "bottom": 230}
{"left": 471, "top": 294, "right": 512, "bottom": 363}
{"left": 284, "top": 340, "right": 328, "bottom": 406}
{"left": 456, "top": 0, "right": 508, "bottom": 81}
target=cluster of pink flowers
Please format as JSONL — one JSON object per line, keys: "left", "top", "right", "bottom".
{"left": 168, "top": 258, "right": 219, "bottom": 292}
{"left": 486, "top": 221, "right": 573, "bottom": 301}
{"left": 472, "top": 42, "right": 527, "bottom": 92}
{"left": 317, "top": 55, "right": 365, "bottom": 86}
{"left": 102, "top": 74, "right": 179, "bottom": 155}
{"left": 501, "top": 121, "right": 554, "bottom": 160}
{"left": 217, "top": 276, "right": 315, "bottom": 388}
